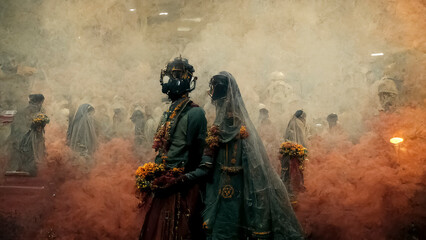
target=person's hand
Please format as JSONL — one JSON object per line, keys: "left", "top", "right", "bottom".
{"left": 163, "top": 174, "right": 188, "bottom": 189}
{"left": 152, "top": 174, "right": 175, "bottom": 188}
{"left": 153, "top": 174, "right": 188, "bottom": 197}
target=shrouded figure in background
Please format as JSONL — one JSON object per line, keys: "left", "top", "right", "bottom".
{"left": 143, "top": 106, "right": 156, "bottom": 144}
{"left": 282, "top": 110, "right": 308, "bottom": 200}
{"left": 66, "top": 104, "right": 97, "bottom": 158}
{"left": 257, "top": 104, "right": 274, "bottom": 142}
{"left": 112, "top": 106, "right": 126, "bottom": 138}
{"left": 94, "top": 104, "right": 111, "bottom": 142}
{"left": 130, "top": 109, "right": 146, "bottom": 145}
{"left": 263, "top": 71, "right": 295, "bottom": 122}
{"left": 139, "top": 57, "right": 207, "bottom": 240}
{"left": 7, "top": 94, "right": 45, "bottom": 173}
{"left": 284, "top": 110, "right": 307, "bottom": 148}
{"left": 377, "top": 78, "right": 399, "bottom": 112}
{"left": 326, "top": 113, "right": 338, "bottom": 130}
{"left": 326, "top": 113, "right": 344, "bottom": 135}
{"left": 16, "top": 113, "right": 49, "bottom": 176}
{"left": 258, "top": 103, "right": 272, "bottom": 126}
{"left": 202, "top": 72, "right": 304, "bottom": 239}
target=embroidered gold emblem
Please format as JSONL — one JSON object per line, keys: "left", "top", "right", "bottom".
{"left": 220, "top": 185, "right": 234, "bottom": 198}
{"left": 231, "top": 158, "right": 237, "bottom": 165}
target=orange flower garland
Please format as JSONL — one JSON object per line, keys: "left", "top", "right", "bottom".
{"left": 152, "top": 97, "right": 188, "bottom": 152}
{"left": 206, "top": 124, "right": 249, "bottom": 151}
{"left": 206, "top": 125, "right": 220, "bottom": 149}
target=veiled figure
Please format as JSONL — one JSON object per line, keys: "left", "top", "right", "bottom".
{"left": 282, "top": 110, "right": 308, "bottom": 198}
{"left": 203, "top": 72, "right": 304, "bottom": 240}
{"left": 284, "top": 110, "right": 307, "bottom": 148}
{"left": 16, "top": 116, "right": 48, "bottom": 176}
{"left": 130, "top": 109, "right": 146, "bottom": 145}
{"left": 7, "top": 94, "right": 45, "bottom": 174}
{"left": 66, "top": 104, "right": 97, "bottom": 157}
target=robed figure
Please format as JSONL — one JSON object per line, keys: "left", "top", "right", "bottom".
{"left": 202, "top": 72, "right": 304, "bottom": 239}
{"left": 66, "top": 104, "right": 98, "bottom": 157}
{"left": 7, "top": 94, "right": 45, "bottom": 175}
{"left": 282, "top": 110, "right": 308, "bottom": 198}
{"left": 138, "top": 57, "right": 207, "bottom": 240}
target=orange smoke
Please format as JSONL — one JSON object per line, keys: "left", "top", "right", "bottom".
{"left": 36, "top": 126, "right": 152, "bottom": 239}
{"left": 296, "top": 106, "right": 426, "bottom": 239}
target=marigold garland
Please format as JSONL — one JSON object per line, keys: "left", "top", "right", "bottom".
{"left": 152, "top": 122, "right": 170, "bottom": 151}
{"left": 206, "top": 125, "right": 220, "bottom": 149}
{"left": 206, "top": 124, "right": 249, "bottom": 150}
{"left": 152, "top": 97, "right": 188, "bottom": 152}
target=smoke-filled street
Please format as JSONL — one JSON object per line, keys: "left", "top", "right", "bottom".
{"left": 0, "top": 1, "right": 425, "bottom": 239}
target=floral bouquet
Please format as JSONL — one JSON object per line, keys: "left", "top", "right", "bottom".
{"left": 135, "top": 162, "right": 166, "bottom": 192}
{"left": 31, "top": 113, "right": 50, "bottom": 129}
{"left": 135, "top": 162, "right": 185, "bottom": 192}
{"left": 279, "top": 141, "right": 308, "bottom": 158}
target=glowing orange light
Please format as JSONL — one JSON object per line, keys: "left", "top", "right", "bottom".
{"left": 390, "top": 137, "right": 403, "bottom": 144}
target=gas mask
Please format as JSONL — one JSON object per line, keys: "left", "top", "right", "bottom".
{"left": 160, "top": 57, "right": 196, "bottom": 100}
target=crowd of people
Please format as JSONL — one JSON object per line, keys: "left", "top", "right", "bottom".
{"left": 0, "top": 55, "right": 402, "bottom": 239}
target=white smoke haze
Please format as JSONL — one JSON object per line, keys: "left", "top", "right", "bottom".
{"left": 0, "top": 0, "right": 425, "bottom": 239}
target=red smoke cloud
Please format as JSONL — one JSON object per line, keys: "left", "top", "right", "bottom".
{"left": 3, "top": 106, "right": 424, "bottom": 240}
{"left": 296, "top": 106, "right": 426, "bottom": 239}
{"left": 35, "top": 127, "right": 151, "bottom": 239}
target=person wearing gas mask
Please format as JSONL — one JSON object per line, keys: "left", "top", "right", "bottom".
{"left": 202, "top": 72, "right": 304, "bottom": 239}
{"left": 138, "top": 57, "right": 207, "bottom": 240}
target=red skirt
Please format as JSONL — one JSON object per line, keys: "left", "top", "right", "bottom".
{"left": 289, "top": 158, "right": 305, "bottom": 194}
{"left": 281, "top": 156, "right": 306, "bottom": 195}
{"left": 139, "top": 184, "right": 204, "bottom": 240}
